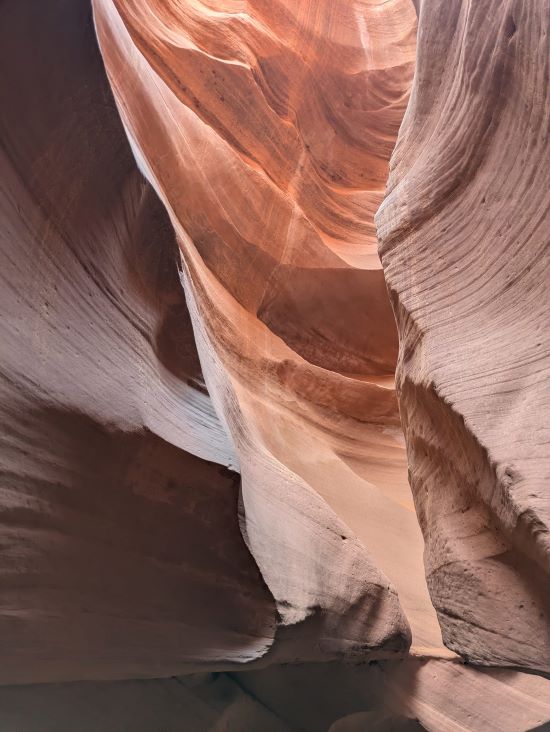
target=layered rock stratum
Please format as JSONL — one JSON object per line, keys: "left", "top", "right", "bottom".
{"left": 377, "top": 0, "right": 550, "bottom": 673}
{"left": 0, "top": 0, "right": 549, "bottom": 729}
{"left": 92, "top": 0, "right": 422, "bottom": 664}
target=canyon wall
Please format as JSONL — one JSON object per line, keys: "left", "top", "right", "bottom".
{"left": 0, "top": 0, "right": 549, "bottom": 729}
{"left": 0, "top": 0, "right": 276, "bottom": 682}
{"left": 377, "top": 0, "right": 550, "bottom": 673}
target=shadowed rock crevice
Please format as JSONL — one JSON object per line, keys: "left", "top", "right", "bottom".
{"left": 0, "top": 405, "right": 276, "bottom": 683}
{"left": 93, "top": 0, "right": 418, "bottom": 664}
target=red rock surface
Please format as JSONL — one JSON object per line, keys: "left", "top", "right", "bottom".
{"left": 93, "top": 0, "right": 420, "bottom": 661}
{"left": 1, "top": 0, "right": 549, "bottom": 728}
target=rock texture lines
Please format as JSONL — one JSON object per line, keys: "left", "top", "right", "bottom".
{"left": 0, "top": 0, "right": 275, "bottom": 682}
{"left": 93, "top": 0, "right": 424, "bottom": 661}
{"left": 377, "top": 0, "right": 550, "bottom": 673}
{"left": 1, "top": 0, "right": 549, "bottom": 728}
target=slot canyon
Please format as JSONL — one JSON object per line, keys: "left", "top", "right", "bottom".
{"left": 0, "top": 0, "right": 549, "bottom": 729}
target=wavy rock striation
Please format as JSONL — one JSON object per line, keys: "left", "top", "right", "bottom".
{"left": 0, "top": 0, "right": 276, "bottom": 682}
{"left": 92, "top": 0, "right": 422, "bottom": 661}
{"left": 1, "top": 0, "right": 550, "bottom": 728}
{"left": 377, "top": 0, "right": 550, "bottom": 672}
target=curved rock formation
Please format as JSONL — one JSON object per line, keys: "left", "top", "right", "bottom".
{"left": 92, "top": 0, "right": 422, "bottom": 660}
{"left": 377, "top": 0, "right": 550, "bottom": 672}
{"left": 1, "top": 657, "right": 549, "bottom": 732}
{"left": 0, "top": 0, "right": 276, "bottom": 682}
{"left": 2, "top": 0, "right": 422, "bottom": 681}
{"left": 2, "top": 0, "right": 550, "bottom": 728}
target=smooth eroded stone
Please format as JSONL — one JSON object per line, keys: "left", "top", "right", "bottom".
{"left": 0, "top": 0, "right": 276, "bottom": 682}
{"left": 377, "top": 0, "right": 550, "bottom": 672}
{"left": 93, "top": 0, "right": 419, "bottom": 660}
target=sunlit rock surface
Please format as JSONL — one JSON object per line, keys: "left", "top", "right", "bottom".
{"left": 0, "top": 0, "right": 549, "bottom": 729}
{"left": 93, "top": 0, "right": 420, "bottom": 660}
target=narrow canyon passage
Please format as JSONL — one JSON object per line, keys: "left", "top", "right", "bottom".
{"left": 93, "top": 0, "right": 447, "bottom": 657}
{"left": 1, "top": 0, "right": 549, "bottom": 729}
